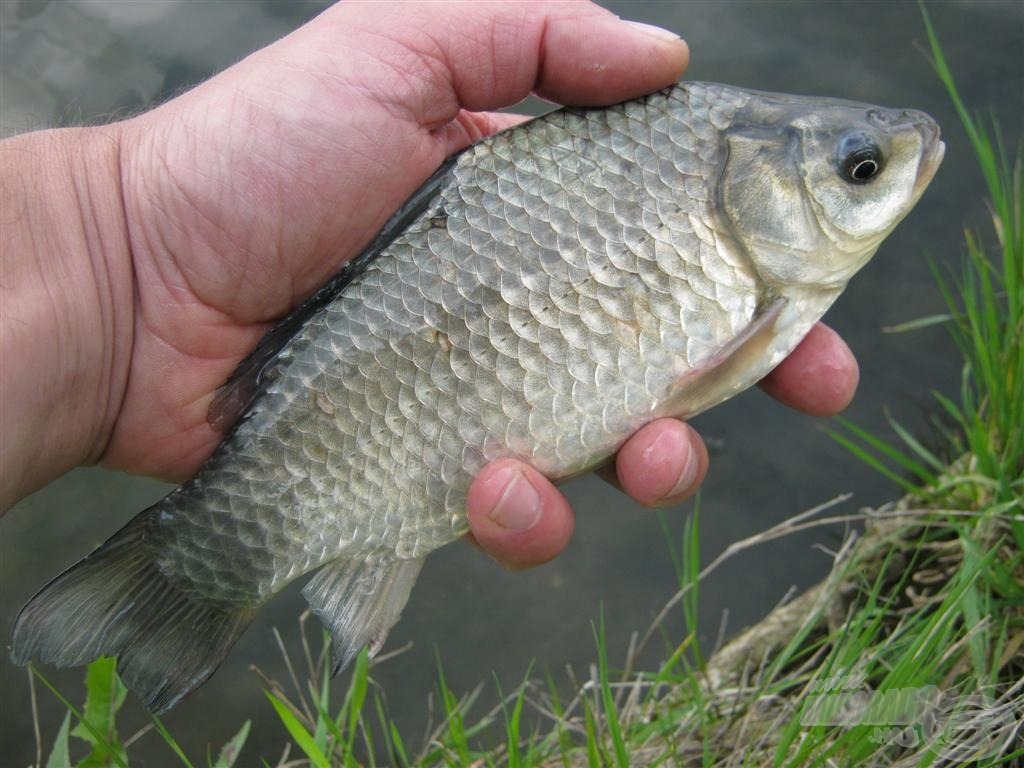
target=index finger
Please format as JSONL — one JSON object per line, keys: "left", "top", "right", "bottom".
{"left": 759, "top": 323, "right": 860, "bottom": 417}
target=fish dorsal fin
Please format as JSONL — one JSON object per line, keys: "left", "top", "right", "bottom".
{"left": 658, "top": 295, "right": 790, "bottom": 420}
{"left": 302, "top": 556, "right": 425, "bottom": 675}
{"left": 208, "top": 154, "right": 462, "bottom": 432}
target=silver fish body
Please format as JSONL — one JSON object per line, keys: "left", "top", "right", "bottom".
{"left": 12, "top": 82, "right": 943, "bottom": 711}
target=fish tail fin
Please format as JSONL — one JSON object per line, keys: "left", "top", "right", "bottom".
{"left": 10, "top": 512, "right": 254, "bottom": 713}
{"left": 302, "top": 556, "right": 424, "bottom": 675}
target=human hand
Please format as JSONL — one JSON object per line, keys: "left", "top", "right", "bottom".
{"left": 0, "top": 1, "right": 858, "bottom": 566}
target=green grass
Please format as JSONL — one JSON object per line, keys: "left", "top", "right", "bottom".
{"left": 27, "top": 656, "right": 246, "bottom": 768}
{"left": 22, "top": 8, "right": 1023, "bottom": 767}
{"left": 832, "top": 8, "right": 1024, "bottom": 522}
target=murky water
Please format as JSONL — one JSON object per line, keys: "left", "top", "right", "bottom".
{"left": 2, "top": 0, "right": 1021, "bottom": 763}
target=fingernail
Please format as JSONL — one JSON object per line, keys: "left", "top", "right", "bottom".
{"left": 625, "top": 20, "right": 682, "bottom": 44}
{"left": 665, "top": 436, "right": 699, "bottom": 500}
{"left": 489, "top": 469, "right": 542, "bottom": 531}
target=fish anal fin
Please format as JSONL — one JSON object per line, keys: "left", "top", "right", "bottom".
{"left": 302, "top": 556, "right": 424, "bottom": 675}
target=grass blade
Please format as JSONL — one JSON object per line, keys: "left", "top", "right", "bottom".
{"left": 593, "top": 611, "right": 629, "bottom": 767}
{"left": 44, "top": 713, "right": 72, "bottom": 768}
{"left": 210, "top": 720, "right": 250, "bottom": 768}
{"left": 150, "top": 714, "right": 196, "bottom": 768}
{"left": 28, "top": 665, "right": 129, "bottom": 768}
{"left": 71, "top": 657, "right": 128, "bottom": 768}
{"left": 265, "top": 690, "right": 331, "bottom": 768}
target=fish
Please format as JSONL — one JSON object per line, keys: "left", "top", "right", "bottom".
{"left": 10, "top": 82, "right": 944, "bottom": 712}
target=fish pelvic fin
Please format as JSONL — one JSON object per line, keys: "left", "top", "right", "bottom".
{"left": 302, "top": 556, "right": 424, "bottom": 675}
{"left": 10, "top": 513, "right": 255, "bottom": 713}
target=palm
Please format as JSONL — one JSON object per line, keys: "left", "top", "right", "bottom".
{"left": 105, "top": 38, "right": 501, "bottom": 477}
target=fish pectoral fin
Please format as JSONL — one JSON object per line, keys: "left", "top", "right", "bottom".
{"left": 302, "top": 555, "right": 425, "bottom": 675}
{"left": 659, "top": 296, "right": 789, "bottom": 419}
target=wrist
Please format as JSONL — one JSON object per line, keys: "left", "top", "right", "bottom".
{"left": 0, "top": 125, "right": 134, "bottom": 510}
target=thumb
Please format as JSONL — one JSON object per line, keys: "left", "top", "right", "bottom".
{"left": 291, "top": 0, "right": 689, "bottom": 128}
{"left": 466, "top": 459, "right": 575, "bottom": 569}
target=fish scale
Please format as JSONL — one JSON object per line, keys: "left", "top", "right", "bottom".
{"left": 165, "top": 84, "right": 758, "bottom": 591}
{"left": 12, "top": 81, "right": 944, "bottom": 712}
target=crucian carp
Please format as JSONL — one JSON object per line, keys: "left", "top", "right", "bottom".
{"left": 12, "top": 82, "right": 944, "bottom": 712}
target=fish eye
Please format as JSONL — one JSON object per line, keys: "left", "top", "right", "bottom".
{"left": 837, "top": 133, "right": 884, "bottom": 184}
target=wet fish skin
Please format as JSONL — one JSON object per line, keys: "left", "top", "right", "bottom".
{"left": 11, "top": 82, "right": 943, "bottom": 711}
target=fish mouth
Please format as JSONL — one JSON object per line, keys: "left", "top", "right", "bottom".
{"left": 871, "top": 108, "right": 944, "bottom": 195}
{"left": 911, "top": 114, "right": 945, "bottom": 194}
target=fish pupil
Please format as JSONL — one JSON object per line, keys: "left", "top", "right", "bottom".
{"left": 850, "top": 156, "right": 880, "bottom": 181}
{"left": 838, "top": 133, "right": 884, "bottom": 184}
